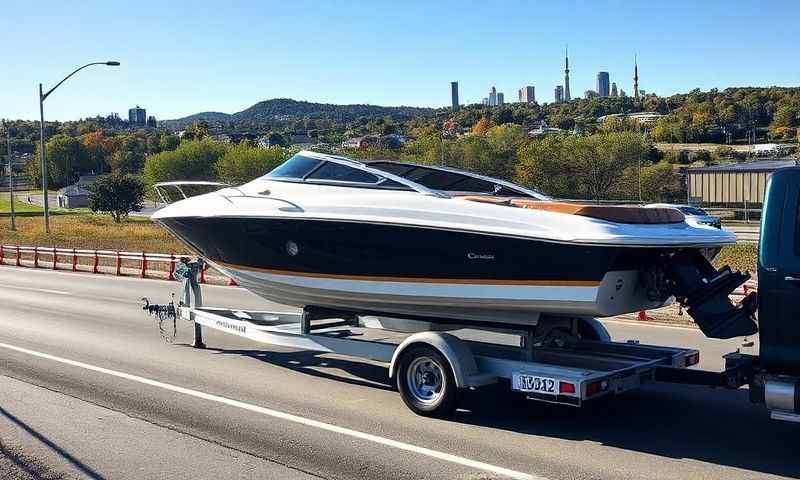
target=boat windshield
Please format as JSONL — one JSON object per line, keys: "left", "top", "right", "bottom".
{"left": 264, "top": 153, "right": 411, "bottom": 190}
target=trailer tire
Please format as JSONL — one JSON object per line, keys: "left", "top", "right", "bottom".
{"left": 396, "top": 345, "right": 459, "bottom": 417}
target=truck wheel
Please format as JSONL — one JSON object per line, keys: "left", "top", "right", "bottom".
{"left": 396, "top": 345, "right": 458, "bottom": 417}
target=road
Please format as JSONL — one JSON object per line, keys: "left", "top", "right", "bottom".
{"left": 0, "top": 266, "right": 796, "bottom": 480}
{"left": 725, "top": 224, "right": 760, "bottom": 244}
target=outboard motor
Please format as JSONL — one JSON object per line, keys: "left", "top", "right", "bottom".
{"left": 665, "top": 250, "right": 758, "bottom": 339}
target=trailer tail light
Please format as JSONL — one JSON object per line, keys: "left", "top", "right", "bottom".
{"left": 685, "top": 352, "right": 700, "bottom": 367}
{"left": 585, "top": 380, "right": 609, "bottom": 397}
{"left": 559, "top": 382, "right": 576, "bottom": 394}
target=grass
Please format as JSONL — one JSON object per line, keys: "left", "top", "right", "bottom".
{"left": 714, "top": 243, "right": 758, "bottom": 275}
{"left": 0, "top": 214, "right": 185, "bottom": 253}
{"left": 0, "top": 197, "right": 42, "bottom": 214}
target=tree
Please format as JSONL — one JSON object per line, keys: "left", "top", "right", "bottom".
{"left": 88, "top": 173, "right": 145, "bottom": 222}
{"left": 471, "top": 118, "right": 489, "bottom": 135}
{"left": 29, "top": 134, "right": 89, "bottom": 188}
{"left": 190, "top": 120, "right": 209, "bottom": 139}
{"left": 216, "top": 144, "right": 285, "bottom": 185}
{"left": 159, "top": 134, "right": 180, "bottom": 152}
{"left": 267, "top": 132, "right": 287, "bottom": 147}
{"left": 143, "top": 139, "right": 228, "bottom": 188}
{"left": 515, "top": 132, "right": 649, "bottom": 200}
{"left": 81, "top": 131, "right": 113, "bottom": 174}
{"left": 108, "top": 135, "right": 146, "bottom": 173}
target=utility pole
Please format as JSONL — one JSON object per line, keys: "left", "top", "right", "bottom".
{"left": 4, "top": 120, "right": 15, "bottom": 230}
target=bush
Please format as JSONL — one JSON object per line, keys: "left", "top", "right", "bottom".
{"left": 143, "top": 139, "right": 228, "bottom": 188}
{"left": 216, "top": 144, "right": 286, "bottom": 185}
{"left": 89, "top": 173, "right": 145, "bottom": 222}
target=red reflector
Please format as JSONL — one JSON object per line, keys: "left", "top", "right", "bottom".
{"left": 559, "top": 382, "right": 576, "bottom": 394}
{"left": 585, "top": 380, "right": 608, "bottom": 397}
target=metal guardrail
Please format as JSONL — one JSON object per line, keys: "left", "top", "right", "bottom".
{"left": 0, "top": 244, "right": 236, "bottom": 285}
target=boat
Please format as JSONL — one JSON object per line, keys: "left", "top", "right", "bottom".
{"left": 152, "top": 150, "right": 757, "bottom": 339}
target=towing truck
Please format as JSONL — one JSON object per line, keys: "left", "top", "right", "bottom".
{"left": 143, "top": 167, "right": 800, "bottom": 420}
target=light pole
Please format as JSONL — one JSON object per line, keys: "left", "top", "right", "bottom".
{"left": 3, "top": 120, "right": 15, "bottom": 230}
{"left": 39, "top": 61, "right": 120, "bottom": 233}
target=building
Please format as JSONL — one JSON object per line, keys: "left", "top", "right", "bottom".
{"left": 554, "top": 85, "right": 564, "bottom": 103}
{"left": 481, "top": 97, "right": 489, "bottom": 105}
{"left": 563, "top": 46, "right": 571, "bottom": 101}
{"left": 596, "top": 72, "right": 610, "bottom": 97}
{"left": 146, "top": 115, "right": 157, "bottom": 128}
{"left": 128, "top": 106, "right": 146, "bottom": 126}
{"left": 611, "top": 82, "right": 618, "bottom": 97}
{"left": 687, "top": 158, "right": 799, "bottom": 207}
{"left": 56, "top": 175, "right": 96, "bottom": 209}
{"left": 597, "top": 112, "right": 664, "bottom": 130}
{"left": 497, "top": 92, "right": 504, "bottom": 105}
{"left": 489, "top": 86, "right": 497, "bottom": 106}
{"left": 633, "top": 56, "right": 639, "bottom": 99}
{"left": 518, "top": 86, "right": 535, "bottom": 104}
{"left": 451, "top": 82, "right": 459, "bottom": 111}
{"left": 584, "top": 90, "right": 599, "bottom": 99}
{"left": 529, "top": 124, "right": 565, "bottom": 138}
{"left": 619, "top": 89, "right": 627, "bottom": 97}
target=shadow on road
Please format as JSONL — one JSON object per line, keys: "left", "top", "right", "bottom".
{"left": 199, "top": 344, "right": 797, "bottom": 478}
{"left": 0, "top": 405, "right": 106, "bottom": 480}
{"left": 458, "top": 382, "right": 798, "bottom": 478}
{"left": 198, "top": 346, "right": 395, "bottom": 391}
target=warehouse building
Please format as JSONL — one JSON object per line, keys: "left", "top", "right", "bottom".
{"left": 687, "top": 158, "right": 798, "bottom": 207}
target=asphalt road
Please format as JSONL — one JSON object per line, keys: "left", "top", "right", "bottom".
{"left": 725, "top": 224, "right": 760, "bottom": 244}
{"left": 0, "top": 267, "right": 796, "bottom": 480}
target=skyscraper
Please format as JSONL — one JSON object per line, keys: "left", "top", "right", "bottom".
{"left": 563, "top": 46, "right": 571, "bottom": 102}
{"left": 518, "top": 86, "right": 535, "bottom": 104}
{"left": 634, "top": 56, "right": 639, "bottom": 99}
{"left": 611, "top": 82, "right": 618, "bottom": 97}
{"left": 554, "top": 85, "right": 564, "bottom": 103}
{"left": 128, "top": 105, "right": 146, "bottom": 126}
{"left": 489, "top": 86, "right": 497, "bottom": 106}
{"left": 451, "top": 82, "right": 459, "bottom": 111}
{"left": 497, "top": 92, "right": 504, "bottom": 105}
{"left": 596, "top": 72, "right": 610, "bottom": 97}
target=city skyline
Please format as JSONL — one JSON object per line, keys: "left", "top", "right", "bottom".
{"left": 2, "top": 0, "right": 798, "bottom": 121}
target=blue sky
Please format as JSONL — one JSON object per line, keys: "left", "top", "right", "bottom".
{"left": 2, "top": 0, "right": 797, "bottom": 121}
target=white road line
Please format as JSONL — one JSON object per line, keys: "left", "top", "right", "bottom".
{"left": 0, "top": 342, "right": 540, "bottom": 480}
{"left": 0, "top": 284, "right": 71, "bottom": 296}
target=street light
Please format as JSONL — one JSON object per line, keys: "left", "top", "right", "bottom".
{"left": 39, "top": 61, "right": 120, "bottom": 233}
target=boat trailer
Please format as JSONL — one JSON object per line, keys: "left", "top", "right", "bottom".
{"left": 141, "top": 258, "right": 797, "bottom": 421}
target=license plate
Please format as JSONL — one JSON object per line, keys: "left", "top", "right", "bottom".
{"left": 512, "top": 373, "right": 558, "bottom": 394}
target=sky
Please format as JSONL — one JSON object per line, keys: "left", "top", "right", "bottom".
{"left": 1, "top": 0, "right": 798, "bottom": 121}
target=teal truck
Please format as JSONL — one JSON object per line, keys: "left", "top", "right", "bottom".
{"left": 658, "top": 166, "right": 800, "bottom": 422}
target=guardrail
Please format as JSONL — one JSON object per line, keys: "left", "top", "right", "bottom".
{"left": 0, "top": 244, "right": 235, "bottom": 285}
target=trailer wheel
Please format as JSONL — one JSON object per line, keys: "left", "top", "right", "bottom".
{"left": 396, "top": 345, "right": 458, "bottom": 417}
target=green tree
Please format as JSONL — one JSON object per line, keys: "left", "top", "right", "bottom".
{"left": 88, "top": 173, "right": 145, "bottom": 222}
{"left": 29, "top": 134, "right": 89, "bottom": 188}
{"left": 216, "top": 144, "right": 286, "bottom": 185}
{"left": 159, "top": 134, "right": 180, "bottom": 151}
{"left": 143, "top": 139, "right": 228, "bottom": 188}
{"left": 108, "top": 135, "right": 147, "bottom": 173}
{"left": 515, "top": 132, "right": 649, "bottom": 200}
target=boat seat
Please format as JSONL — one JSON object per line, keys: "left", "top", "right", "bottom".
{"left": 457, "top": 196, "right": 685, "bottom": 224}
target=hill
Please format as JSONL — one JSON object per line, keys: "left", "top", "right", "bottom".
{"left": 164, "top": 98, "right": 437, "bottom": 129}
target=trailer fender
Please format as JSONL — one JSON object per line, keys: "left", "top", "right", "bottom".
{"left": 580, "top": 318, "right": 612, "bottom": 343}
{"left": 389, "top": 332, "right": 477, "bottom": 388}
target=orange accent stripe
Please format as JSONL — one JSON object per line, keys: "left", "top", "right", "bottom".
{"left": 216, "top": 261, "right": 601, "bottom": 287}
